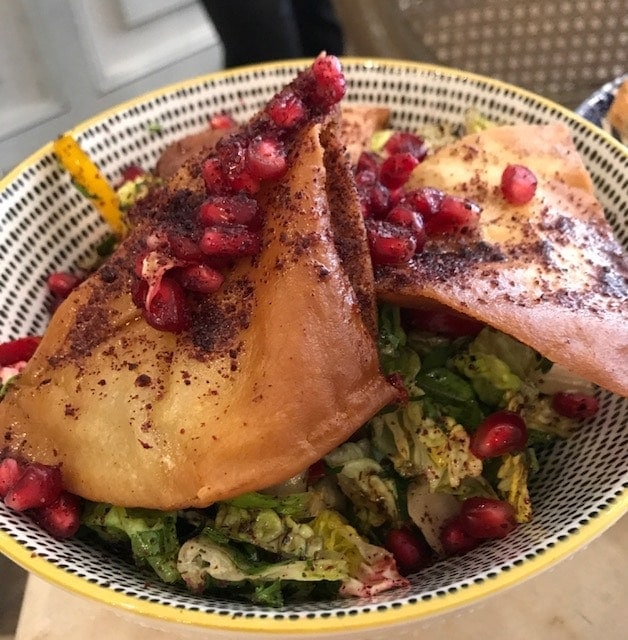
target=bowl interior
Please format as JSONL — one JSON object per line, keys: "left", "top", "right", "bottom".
{"left": 0, "top": 59, "right": 626, "bottom": 634}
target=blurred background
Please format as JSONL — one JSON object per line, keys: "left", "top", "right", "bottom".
{"left": 1, "top": 0, "right": 626, "bottom": 176}
{"left": 0, "top": 1, "right": 626, "bottom": 638}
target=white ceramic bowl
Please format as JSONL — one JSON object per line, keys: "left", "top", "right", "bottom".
{"left": 0, "top": 59, "right": 626, "bottom": 639}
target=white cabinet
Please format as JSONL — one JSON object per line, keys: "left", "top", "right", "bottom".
{"left": 0, "top": 0, "right": 223, "bottom": 176}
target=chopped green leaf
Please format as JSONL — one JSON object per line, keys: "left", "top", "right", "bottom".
{"left": 146, "top": 120, "right": 163, "bottom": 133}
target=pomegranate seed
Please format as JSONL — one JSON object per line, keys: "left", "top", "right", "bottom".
{"left": 311, "top": 54, "right": 346, "bottom": 108}
{"left": 142, "top": 276, "right": 189, "bottom": 333}
{"left": 199, "top": 195, "right": 259, "bottom": 227}
{"left": 366, "top": 220, "right": 417, "bottom": 266}
{"left": 209, "top": 113, "right": 236, "bottom": 130}
{"left": 367, "top": 183, "right": 392, "bottom": 218}
{"left": 356, "top": 151, "right": 381, "bottom": 175}
{"left": 266, "top": 91, "right": 306, "bottom": 128}
{"left": 131, "top": 278, "right": 149, "bottom": 308}
{"left": 440, "top": 517, "right": 479, "bottom": 556}
{"left": 402, "top": 187, "right": 444, "bottom": 218}
{"left": 216, "top": 134, "right": 247, "bottom": 179}
{"left": 200, "top": 226, "right": 261, "bottom": 260}
{"left": 0, "top": 458, "right": 24, "bottom": 498}
{"left": 379, "top": 152, "right": 420, "bottom": 190}
{"left": 34, "top": 491, "right": 81, "bottom": 539}
{"left": 459, "top": 497, "right": 517, "bottom": 539}
{"left": 470, "top": 410, "right": 528, "bottom": 459}
{"left": 47, "top": 272, "right": 81, "bottom": 298}
{"left": 386, "top": 205, "right": 427, "bottom": 251}
{"left": 386, "top": 372, "right": 410, "bottom": 404}
{"left": 246, "top": 137, "right": 287, "bottom": 181}
{"left": 4, "top": 463, "right": 63, "bottom": 511}
{"left": 0, "top": 336, "right": 41, "bottom": 366}
{"left": 355, "top": 169, "right": 378, "bottom": 189}
{"left": 176, "top": 264, "right": 224, "bottom": 294}
{"left": 552, "top": 392, "right": 600, "bottom": 420}
{"left": 383, "top": 132, "right": 427, "bottom": 162}
{"left": 388, "top": 187, "right": 405, "bottom": 207}
{"left": 385, "top": 527, "right": 430, "bottom": 574}
{"left": 402, "top": 307, "right": 484, "bottom": 338}
{"left": 228, "top": 169, "right": 261, "bottom": 195}
{"left": 357, "top": 177, "right": 390, "bottom": 219}
{"left": 168, "top": 234, "right": 205, "bottom": 263}
{"left": 501, "top": 164, "right": 537, "bottom": 205}
{"left": 120, "top": 164, "right": 145, "bottom": 182}
{"left": 201, "top": 157, "right": 228, "bottom": 194}
{"left": 306, "top": 460, "right": 326, "bottom": 486}
{"left": 425, "top": 195, "right": 481, "bottom": 235}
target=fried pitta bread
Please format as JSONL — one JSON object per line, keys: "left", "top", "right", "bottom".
{"left": 340, "top": 105, "right": 390, "bottom": 165}
{"left": 376, "top": 124, "right": 628, "bottom": 396}
{"left": 608, "top": 79, "right": 628, "bottom": 142}
{"left": 156, "top": 105, "right": 389, "bottom": 185}
{"left": 1, "top": 120, "right": 396, "bottom": 509}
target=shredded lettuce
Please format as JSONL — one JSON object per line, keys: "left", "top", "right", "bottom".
{"left": 324, "top": 440, "right": 400, "bottom": 529}
{"left": 468, "top": 327, "right": 547, "bottom": 380}
{"left": 415, "top": 367, "right": 485, "bottom": 428}
{"left": 310, "top": 510, "right": 407, "bottom": 597}
{"left": 496, "top": 453, "right": 533, "bottom": 523}
{"left": 224, "top": 491, "right": 311, "bottom": 518}
{"left": 0, "top": 375, "right": 17, "bottom": 399}
{"left": 215, "top": 503, "right": 322, "bottom": 558}
{"left": 464, "top": 108, "right": 498, "bottom": 134}
{"left": 81, "top": 503, "right": 180, "bottom": 583}
{"left": 377, "top": 304, "right": 421, "bottom": 386}
{"left": 504, "top": 385, "right": 573, "bottom": 440}
{"left": 177, "top": 534, "right": 346, "bottom": 592}
{"left": 370, "top": 400, "right": 483, "bottom": 491}
{"left": 452, "top": 351, "right": 521, "bottom": 407}
{"left": 369, "top": 129, "right": 394, "bottom": 154}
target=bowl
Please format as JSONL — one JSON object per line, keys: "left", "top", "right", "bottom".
{"left": 1, "top": 58, "right": 627, "bottom": 639}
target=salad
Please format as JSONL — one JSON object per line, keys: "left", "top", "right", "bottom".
{"left": 0, "top": 55, "right": 614, "bottom": 608}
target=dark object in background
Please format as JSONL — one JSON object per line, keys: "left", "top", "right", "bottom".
{"left": 200, "top": 0, "right": 344, "bottom": 67}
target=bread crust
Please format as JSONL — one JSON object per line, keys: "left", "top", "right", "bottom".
{"left": 1, "top": 122, "right": 395, "bottom": 509}
{"left": 376, "top": 124, "right": 628, "bottom": 397}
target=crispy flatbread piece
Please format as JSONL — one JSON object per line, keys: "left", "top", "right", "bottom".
{"left": 159, "top": 105, "right": 390, "bottom": 184}
{"left": 608, "top": 79, "right": 628, "bottom": 142}
{"left": 1, "top": 121, "right": 395, "bottom": 509}
{"left": 155, "top": 125, "right": 237, "bottom": 180}
{"left": 340, "top": 105, "right": 390, "bottom": 165}
{"left": 376, "top": 124, "right": 628, "bottom": 396}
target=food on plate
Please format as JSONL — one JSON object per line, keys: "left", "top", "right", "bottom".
{"left": 607, "top": 79, "right": 628, "bottom": 143}
{"left": 0, "top": 55, "right": 625, "bottom": 606}
{"left": 374, "top": 124, "right": 628, "bottom": 397}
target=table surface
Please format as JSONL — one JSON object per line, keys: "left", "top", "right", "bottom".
{"left": 12, "top": 514, "right": 627, "bottom": 640}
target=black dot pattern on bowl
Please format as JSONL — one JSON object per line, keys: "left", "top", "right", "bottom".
{"left": 0, "top": 60, "right": 626, "bottom": 624}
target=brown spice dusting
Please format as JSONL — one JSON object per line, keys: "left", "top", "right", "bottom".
{"left": 190, "top": 276, "right": 254, "bottom": 357}
{"left": 135, "top": 374, "right": 152, "bottom": 387}
{"left": 100, "top": 265, "right": 117, "bottom": 284}
{"left": 317, "top": 264, "right": 331, "bottom": 279}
